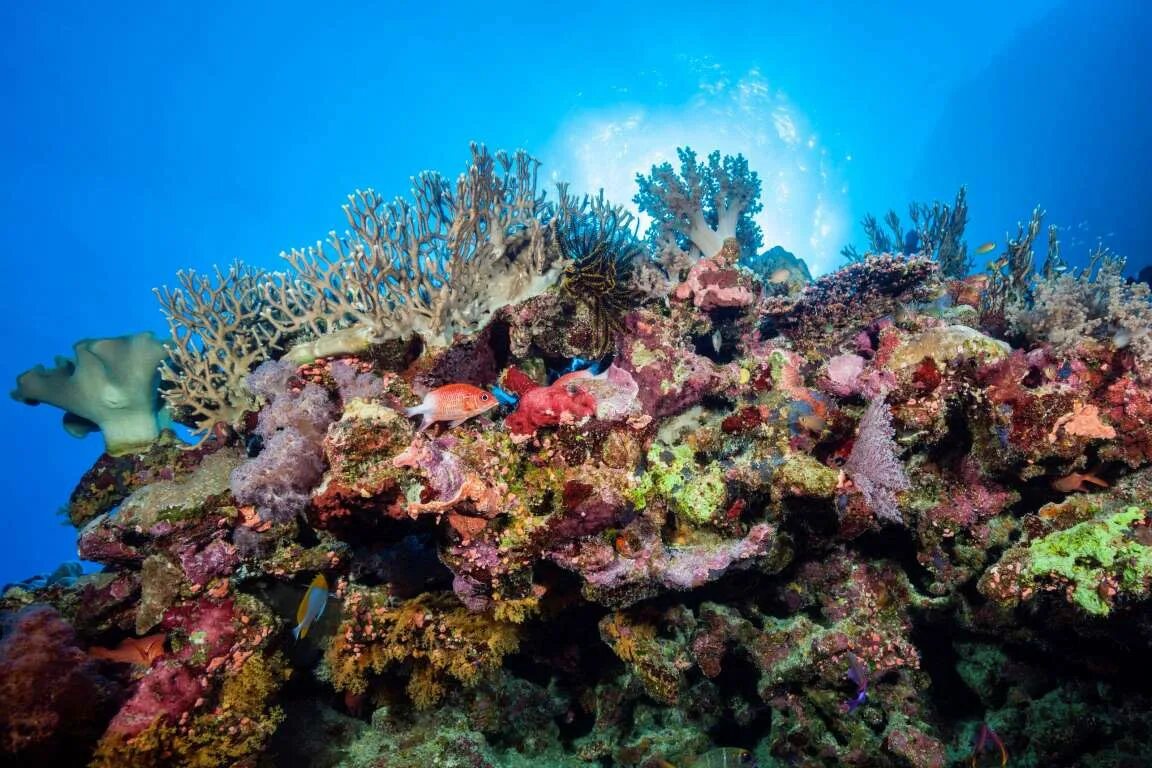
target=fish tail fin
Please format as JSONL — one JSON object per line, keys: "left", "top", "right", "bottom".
{"left": 404, "top": 404, "right": 432, "bottom": 432}
{"left": 293, "top": 622, "right": 307, "bottom": 641}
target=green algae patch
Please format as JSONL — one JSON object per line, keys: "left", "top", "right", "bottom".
{"left": 630, "top": 444, "right": 726, "bottom": 525}
{"left": 1026, "top": 506, "right": 1152, "bottom": 615}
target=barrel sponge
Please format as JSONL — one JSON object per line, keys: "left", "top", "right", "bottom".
{"left": 12, "top": 331, "right": 170, "bottom": 455}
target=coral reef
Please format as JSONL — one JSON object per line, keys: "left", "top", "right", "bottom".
{"left": 9, "top": 143, "right": 1152, "bottom": 767}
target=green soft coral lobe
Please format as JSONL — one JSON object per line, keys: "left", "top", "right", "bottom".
{"left": 629, "top": 444, "right": 726, "bottom": 525}
{"left": 1027, "top": 507, "right": 1152, "bottom": 615}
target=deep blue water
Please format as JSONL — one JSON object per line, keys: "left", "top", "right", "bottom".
{"left": 0, "top": 0, "right": 1148, "bottom": 586}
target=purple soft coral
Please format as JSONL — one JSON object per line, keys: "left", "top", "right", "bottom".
{"left": 230, "top": 360, "right": 337, "bottom": 522}
{"left": 842, "top": 398, "right": 910, "bottom": 524}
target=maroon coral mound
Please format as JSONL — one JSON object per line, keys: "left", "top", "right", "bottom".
{"left": 0, "top": 606, "right": 122, "bottom": 760}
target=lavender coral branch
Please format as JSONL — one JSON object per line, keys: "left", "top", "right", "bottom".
{"left": 842, "top": 398, "right": 910, "bottom": 524}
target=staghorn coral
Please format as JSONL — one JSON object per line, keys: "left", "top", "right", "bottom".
{"left": 155, "top": 262, "right": 277, "bottom": 442}
{"left": 262, "top": 143, "right": 566, "bottom": 359}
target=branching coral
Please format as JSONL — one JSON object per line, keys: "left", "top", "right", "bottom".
{"left": 634, "top": 147, "right": 763, "bottom": 267}
{"left": 1007, "top": 245, "right": 1152, "bottom": 372}
{"left": 262, "top": 143, "right": 565, "bottom": 359}
{"left": 155, "top": 262, "right": 278, "bottom": 441}
{"left": 841, "top": 186, "right": 970, "bottom": 278}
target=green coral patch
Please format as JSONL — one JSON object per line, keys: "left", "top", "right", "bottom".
{"left": 1026, "top": 507, "right": 1152, "bottom": 615}
{"left": 630, "top": 444, "right": 727, "bottom": 525}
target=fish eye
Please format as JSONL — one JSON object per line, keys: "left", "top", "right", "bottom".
{"left": 481, "top": 393, "right": 490, "bottom": 400}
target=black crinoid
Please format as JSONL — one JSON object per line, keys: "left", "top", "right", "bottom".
{"left": 553, "top": 189, "right": 646, "bottom": 355}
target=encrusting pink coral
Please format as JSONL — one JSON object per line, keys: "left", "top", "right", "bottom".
{"left": 1048, "top": 402, "right": 1116, "bottom": 441}
{"left": 672, "top": 241, "right": 757, "bottom": 310}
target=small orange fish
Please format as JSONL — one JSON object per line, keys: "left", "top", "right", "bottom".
{"left": 974, "top": 241, "right": 997, "bottom": 255}
{"left": 89, "top": 634, "right": 166, "bottom": 666}
{"left": 405, "top": 383, "right": 498, "bottom": 432}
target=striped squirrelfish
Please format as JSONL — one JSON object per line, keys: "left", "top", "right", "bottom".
{"left": 404, "top": 383, "right": 498, "bottom": 432}
{"left": 293, "top": 573, "right": 329, "bottom": 640}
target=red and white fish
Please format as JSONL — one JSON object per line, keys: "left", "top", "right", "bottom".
{"left": 405, "top": 383, "right": 499, "bottom": 432}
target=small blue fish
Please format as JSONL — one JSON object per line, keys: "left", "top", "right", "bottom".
{"left": 491, "top": 385, "right": 520, "bottom": 407}
{"left": 844, "top": 654, "right": 869, "bottom": 712}
{"left": 293, "top": 573, "right": 329, "bottom": 640}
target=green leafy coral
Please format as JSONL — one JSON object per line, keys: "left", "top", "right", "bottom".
{"left": 1025, "top": 506, "right": 1152, "bottom": 615}
{"left": 629, "top": 444, "right": 727, "bottom": 525}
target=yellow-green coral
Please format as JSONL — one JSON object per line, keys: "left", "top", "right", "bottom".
{"left": 629, "top": 444, "right": 727, "bottom": 525}
{"left": 598, "top": 610, "right": 687, "bottom": 705}
{"left": 1025, "top": 506, "right": 1152, "bottom": 615}
{"left": 325, "top": 589, "right": 520, "bottom": 709}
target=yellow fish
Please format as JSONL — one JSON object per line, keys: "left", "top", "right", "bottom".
{"left": 293, "top": 573, "right": 329, "bottom": 640}
{"left": 974, "top": 241, "right": 997, "bottom": 255}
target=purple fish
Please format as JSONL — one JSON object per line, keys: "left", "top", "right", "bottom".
{"left": 843, "top": 654, "right": 868, "bottom": 712}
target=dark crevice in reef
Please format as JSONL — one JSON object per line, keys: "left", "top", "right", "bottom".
{"left": 911, "top": 616, "right": 983, "bottom": 719}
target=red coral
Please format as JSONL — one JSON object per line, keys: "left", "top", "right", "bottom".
{"left": 105, "top": 663, "right": 203, "bottom": 737}
{"left": 501, "top": 366, "right": 541, "bottom": 398}
{"left": 0, "top": 606, "right": 122, "bottom": 758}
{"left": 721, "top": 406, "right": 765, "bottom": 434}
{"left": 505, "top": 381, "right": 597, "bottom": 436}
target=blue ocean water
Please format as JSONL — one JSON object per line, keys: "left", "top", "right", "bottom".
{"left": 0, "top": 0, "right": 1147, "bottom": 587}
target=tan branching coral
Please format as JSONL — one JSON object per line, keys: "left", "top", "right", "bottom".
{"left": 264, "top": 144, "right": 566, "bottom": 361}
{"left": 155, "top": 263, "right": 279, "bottom": 441}
{"left": 1007, "top": 245, "right": 1152, "bottom": 371}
